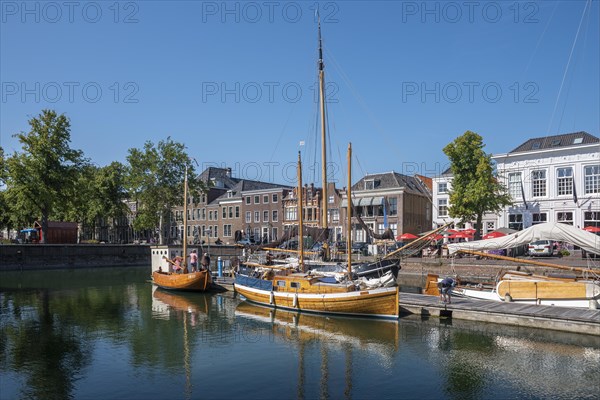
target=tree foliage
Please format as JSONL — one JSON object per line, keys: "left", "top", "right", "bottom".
{"left": 4, "top": 110, "right": 87, "bottom": 242}
{"left": 443, "top": 131, "right": 512, "bottom": 238}
{"left": 126, "top": 138, "right": 204, "bottom": 245}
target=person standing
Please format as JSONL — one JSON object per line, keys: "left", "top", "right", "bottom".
{"left": 201, "top": 252, "right": 210, "bottom": 271}
{"left": 189, "top": 250, "right": 198, "bottom": 272}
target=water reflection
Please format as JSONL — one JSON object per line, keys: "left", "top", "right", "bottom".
{"left": 0, "top": 267, "right": 598, "bottom": 400}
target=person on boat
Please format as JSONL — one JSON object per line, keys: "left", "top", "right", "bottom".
{"left": 173, "top": 256, "right": 183, "bottom": 274}
{"left": 440, "top": 277, "right": 455, "bottom": 304}
{"left": 189, "top": 250, "right": 198, "bottom": 272}
{"left": 201, "top": 253, "right": 210, "bottom": 270}
{"left": 215, "top": 237, "right": 223, "bottom": 245}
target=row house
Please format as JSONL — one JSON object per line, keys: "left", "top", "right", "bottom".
{"left": 432, "top": 131, "right": 600, "bottom": 233}
{"left": 494, "top": 131, "right": 599, "bottom": 230}
{"left": 281, "top": 182, "right": 343, "bottom": 240}
{"left": 342, "top": 172, "right": 432, "bottom": 241}
{"left": 171, "top": 167, "right": 292, "bottom": 245}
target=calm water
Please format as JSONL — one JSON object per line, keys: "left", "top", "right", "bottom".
{"left": 1, "top": 267, "right": 599, "bottom": 400}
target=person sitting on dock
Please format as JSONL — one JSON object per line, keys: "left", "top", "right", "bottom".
{"left": 440, "top": 277, "right": 455, "bottom": 304}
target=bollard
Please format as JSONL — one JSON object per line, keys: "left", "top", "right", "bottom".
{"left": 218, "top": 256, "right": 223, "bottom": 278}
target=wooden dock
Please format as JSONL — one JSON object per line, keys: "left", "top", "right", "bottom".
{"left": 399, "top": 292, "right": 600, "bottom": 336}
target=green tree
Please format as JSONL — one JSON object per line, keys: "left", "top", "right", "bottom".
{"left": 61, "top": 162, "right": 129, "bottom": 241}
{"left": 126, "top": 138, "right": 204, "bottom": 245}
{"left": 4, "top": 110, "right": 87, "bottom": 242}
{"left": 443, "top": 131, "right": 512, "bottom": 239}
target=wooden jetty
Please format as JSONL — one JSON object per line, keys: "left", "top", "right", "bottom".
{"left": 399, "top": 292, "right": 600, "bottom": 336}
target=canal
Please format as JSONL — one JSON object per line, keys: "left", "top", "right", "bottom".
{"left": 1, "top": 266, "right": 598, "bottom": 399}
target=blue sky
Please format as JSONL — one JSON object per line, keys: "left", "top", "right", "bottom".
{"left": 1, "top": 0, "right": 598, "bottom": 186}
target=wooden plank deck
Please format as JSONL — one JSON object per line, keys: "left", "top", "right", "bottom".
{"left": 399, "top": 292, "right": 600, "bottom": 336}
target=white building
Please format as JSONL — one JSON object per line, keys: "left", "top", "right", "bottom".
{"left": 432, "top": 131, "right": 600, "bottom": 233}
{"left": 431, "top": 168, "right": 498, "bottom": 234}
{"left": 493, "top": 131, "right": 599, "bottom": 230}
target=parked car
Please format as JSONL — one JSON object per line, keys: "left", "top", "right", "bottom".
{"left": 528, "top": 240, "right": 554, "bottom": 257}
{"left": 237, "top": 238, "right": 255, "bottom": 246}
{"left": 279, "top": 239, "right": 298, "bottom": 250}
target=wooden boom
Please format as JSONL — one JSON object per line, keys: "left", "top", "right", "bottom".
{"left": 383, "top": 222, "right": 453, "bottom": 260}
{"left": 454, "top": 249, "right": 597, "bottom": 274}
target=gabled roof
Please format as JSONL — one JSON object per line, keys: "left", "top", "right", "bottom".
{"left": 509, "top": 131, "right": 598, "bottom": 153}
{"left": 352, "top": 172, "right": 428, "bottom": 195}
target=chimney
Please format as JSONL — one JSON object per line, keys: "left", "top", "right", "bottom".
{"left": 226, "top": 167, "right": 232, "bottom": 177}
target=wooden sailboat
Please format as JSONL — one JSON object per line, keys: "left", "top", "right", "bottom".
{"left": 235, "top": 146, "right": 399, "bottom": 319}
{"left": 152, "top": 166, "right": 212, "bottom": 291}
{"left": 425, "top": 225, "right": 600, "bottom": 308}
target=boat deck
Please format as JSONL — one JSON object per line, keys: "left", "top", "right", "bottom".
{"left": 399, "top": 292, "right": 600, "bottom": 336}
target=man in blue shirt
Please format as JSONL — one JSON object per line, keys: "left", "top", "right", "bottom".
{"left": 440, "top": 277, "right": 455, "bottom": 304}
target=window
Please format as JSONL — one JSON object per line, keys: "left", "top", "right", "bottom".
{"left": 222, "top": 207, "right": 227, "bottom": 219}
{"left": 276, "top": 280, "right": 286, "bottom": 287}
{"left": 285, "top": 207, "right": 297, "bottom": 221}
{"left": 263, "top": 210, "right": 269, "bottom": 222}
{"left": 365, "top": 180, "right": 375, "bottom": 190}
{"left": 486, "top": 222, "right": 495, "bottom": 231}
{"left": 228, "top": 206, "right": 233, "bottom": 219}
{"left": 223, "top": 224, "right": 232, "bottom": 237}
{"left": 509, "top": 214, "right": 523, "bottom": 231}
{"left": 235, "top": 206, "right": 240, "bottom": 218}
{"left": 263, "top": 195, "right": 269, "bottom": 203}
{"left": 377, "top": 224, "right": 385, "bottom": 234}
{"left": 328, "top": 195, "right": 334, "bottom": 204}
{"left": 531, "top": 142, "right": 541, "bottom": 150}
{"left": 254, "top": 211, "right": 260, "bottom": 223}
{"left": 254, "top": 195, "right": 260, "bottom": 204}
{"left": 584, "top": 211, "right": 600, "bottom": 228}
{"left": 531, "top": 170, "right": 546, "bottom": 197}
{"left": 557, "top": 212, "right": 573, "bottom": 225}
{"left": 271, "top": 227, "right": 278, "bottom": 241}
{"left": 556, "top": 167, "right": 573, "bottom": 196}
{"left": 389, "top": 223, "right": 397, "bottom": 236}
{"left": 438, "top": 199, "right": 448, "bottom": 217}
{"left": 290, "top": 282, "right": 300, "bottom": 289}
{"left": 201, "top": 208, "right": 206, "bottom": 220}
{"left": 208, "top": 210, "right": 213, "bottom": 221}
{"left": 585, "top": 165, "right": 600, "bottom": 194}
{"left": 246, "top": 211, "right": 251, "bottom": 223}
{"left": 330, "top": 208, "right": 339, "bottom": 222}
{"left": 508, "top": 172, "right": 522, "bottom": 199}
{"left": 573, "top": 137, "right": 583, "bottom": 144}
{"left": 272, "top": 210, "right": 278, "bottom": 222}
{"left": 388, "top": 198, "right": 398, "bottom": 216}
{"left": 246, "top": 196, "right": 251, "bottom": 205}
{"left": 213, "top": 225, "right": 218, "bottom": 238}
{"left": 438, "top": 182, "right": 448, "bottom": 194}
{"left": 272, "top": 193, "right": 278, "bottom": 203}
{"left": 532, "top": 213, "right": 547, "bottom": 225}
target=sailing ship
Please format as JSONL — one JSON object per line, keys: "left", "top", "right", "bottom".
{"left": 235, "top": 144, "right": 400, "bottom": 319}
{"left": 426, "top": 222, "right": 600, "bottom": 308}
{"left": 152, "top": 166, "right": 213, "bottom": 291}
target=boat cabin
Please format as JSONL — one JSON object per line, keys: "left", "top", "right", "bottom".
{"left": 271, "top": 273, "right": 354, "bottom": 294}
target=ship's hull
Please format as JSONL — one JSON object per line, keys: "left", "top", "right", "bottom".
{"left": 152, "top": 270, "right": 212, "bottom": 291}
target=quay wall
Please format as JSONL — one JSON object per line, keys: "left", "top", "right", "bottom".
{"left": 0, "top": 244, "right": 245, "bottom": 271}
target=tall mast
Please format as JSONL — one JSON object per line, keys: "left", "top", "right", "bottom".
{"left": 318, "top": 17, "right": 328, "bottom": 231}
{"left": 346, "top": 143, "right": 352, "bottom": 277}
{"left": 183, "top": 165, "right": 188, "bottom": 270}
{"left": 297, "top": 151, "right": 305, "bottom": 271}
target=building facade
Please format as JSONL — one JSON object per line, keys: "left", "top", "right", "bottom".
{"left": 493, "top": 132, "right": 600, "bottom": 230}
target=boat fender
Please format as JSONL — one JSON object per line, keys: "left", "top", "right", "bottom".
{"left": 269, "top": 291, "right": 275, "bottom": 305}
{"left": 504, "top": 294, "right": 513, "bottom": 303}
{"left": 293, "top": 293, "right": 298, "bottom": 308}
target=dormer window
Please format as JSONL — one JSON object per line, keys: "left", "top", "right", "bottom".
{"left": 531, "top": 142, "right": 541, "bottom": 150}
{"left": 227, "top": 190, "right": 233, "bottom": 198}
{"left": 551, "top": 139, "right": 561, "bottom": 147}
{"left": 573, "top": 137, "right": 583, "bottom": 144}
{"left": 365, "top": 179, "right": 375, "bottom": 190}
